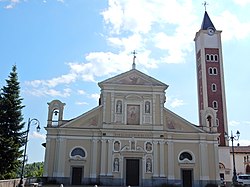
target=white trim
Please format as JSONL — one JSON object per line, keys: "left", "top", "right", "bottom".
{"left": 69, "top": 146, "right": 87, "bottom": 160}
{"left": 178, "top": 150, "right": 195, "bottom": 164}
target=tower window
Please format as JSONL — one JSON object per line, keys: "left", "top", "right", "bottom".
{"left": 211, "top": 83, "right": 217, "bottom": 92}
{"left": 206, "top": 54, "right": 218, "bottom": 62}
{"left": 213, "top": 68, "right": 217, "bottom": 75}
{"left": 209, "top": 67, "right": 213, "bottom": 75}
{"left": 214, "top": 55, "right": 218, "bottom": 61}
{"left": 206, "top": 54, "right": 210, "bottom": 61}
{"left": 208, "top": 67, "right": 217, "bottom": 75}
{"left": 212, "top": 101, "right": 218, "bottom": 109}
{"left": 207, "top": 115, "right": 213, "bottom": 127}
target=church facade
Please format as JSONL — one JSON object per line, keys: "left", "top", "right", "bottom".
{"left": 43, "top": 11, "right": 230, "bottom": 187}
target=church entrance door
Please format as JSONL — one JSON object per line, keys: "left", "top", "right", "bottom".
{"left": 126, "top": 159, "right": 140, "bottom": 186}
{"left": 182, "top": 169, "right": 193, "bottom": 187}
{"left": 71, "top": 167, "right": 83, "bottom": 185}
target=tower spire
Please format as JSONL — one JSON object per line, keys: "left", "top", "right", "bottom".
{"left": 201, "top": 10, "right": 216, "bottom": 30}
{"left": 131, "top": 50, "right": 137, "bottom": 69}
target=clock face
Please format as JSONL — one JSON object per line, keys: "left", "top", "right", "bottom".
{"left": 207, "top": 27, "right": 215, "bottom": 36}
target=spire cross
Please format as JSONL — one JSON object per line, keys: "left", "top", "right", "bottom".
{"left": 202, "top": 1, "right": 208, "bottom": 11}
{"left": 131, "top": 50, "right": 137, "bottom": 69}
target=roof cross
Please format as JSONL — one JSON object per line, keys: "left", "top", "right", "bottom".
{"left": 202, "top": 1, "right": 208, "bottom": 11}
{"left": 131, "top": 50, "right": 137, "bottom": 69}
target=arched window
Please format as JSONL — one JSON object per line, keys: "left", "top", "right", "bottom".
{"left": 207, "top": 115, "right": 212, "bottom": 127}
{"left": 52, "top": 109, "right": 59, "bottom": 127}
{"left": 206, "top": 54, "right": 210, "bottom": 61}
{"left": 214, "top": 55, "right": 218, "bottom": 62}
{"left": 213, "top": 67, "right": 217, "bottom": 75}
{"left": 70, "top": 147, "right": 86, "bottom": 159}
{"left": 212, "top": 83, "right": 217, "bottom": 92}
{"left": 209, "top": 67, "right": 213, "bottom": 75}
{"left": 213, "top": 101, "right": 218, "bottom": 109}
{"left": 211, "top": 55, "right": 214, "bottom": 61}
{"left": 179, "top": 152, "right": 193, "bottom": 161}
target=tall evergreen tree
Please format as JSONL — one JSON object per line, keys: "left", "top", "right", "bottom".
{"left": 0, "top": 65, "right": 25, "bottom": 179}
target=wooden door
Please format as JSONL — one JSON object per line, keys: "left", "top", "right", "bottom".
{"left": 182, "top": 169, "right": 192, "bottom": 187}
{"left": 126, "top": 159, "right": 139, "bottom": 186}
{"left": 71, "top": 167, "right": 83, "bottom": 185}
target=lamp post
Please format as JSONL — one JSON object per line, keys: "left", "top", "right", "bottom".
{"left": 225, "top": 130, "right": 240, "bottom": 185}
{"left": 19, "top": 118, "right": 40, "bottom": 187}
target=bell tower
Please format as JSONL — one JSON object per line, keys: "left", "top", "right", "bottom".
{"left": 194, "top": 11, "right": 228, "bottom": 146}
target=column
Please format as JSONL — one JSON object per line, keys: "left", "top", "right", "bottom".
{"left": 91, "top": 139, "right": 98, "bottom": 178}
{"left": 100, "top": 139, "right": 107, "bottom": 175}
{"left": 159, "top": 141, "right": 165, "bottom": 177}
{"left": 153, "top": 141, "right": 159, "bottom": 177}
{"left": 167, "top": 140, "right": 175, "bottom": 179}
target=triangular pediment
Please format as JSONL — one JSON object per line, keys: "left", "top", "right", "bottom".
{"left": 99, "top": 69, "right": 168, "bottom": 88}
{"left": 60, "top": 106, "right": 103, "bottom": 129}
{"left": 164, "top": 108, "right": 204, "bottom": 133}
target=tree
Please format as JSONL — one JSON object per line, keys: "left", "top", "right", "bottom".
{"left": 0, "top": 65, "right": 25, "bottom": 179}
{"left": 24, "top": 162, "right": 44, "bottom": 178}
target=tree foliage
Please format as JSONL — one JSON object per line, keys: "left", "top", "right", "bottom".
{"left": 24, "top": 162, "right": 44, "bottom": 178}
{"left": 0, "top": 65, "right": 25, "bottom": 179}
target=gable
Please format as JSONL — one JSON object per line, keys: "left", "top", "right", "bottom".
{"left": 60, "top": 106, "right": 103, "bottom": 129}
{"left": 98, "top": 69, "right": 168, "bottom": 88}
{"left": 164, "top": 108, "right": 204, "bottom": 133}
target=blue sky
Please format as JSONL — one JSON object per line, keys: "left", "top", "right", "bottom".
{"left": 1, "top": 0, "right": 250, "bottom": 163}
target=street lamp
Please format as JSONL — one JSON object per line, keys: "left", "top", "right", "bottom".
{"left": 225, "top": 130, "right": 240, "bottom": 185}
{"left": 19, "top": 118, "right": 40, "bottom": 187}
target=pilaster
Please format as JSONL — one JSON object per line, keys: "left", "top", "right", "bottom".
{"left": 153, "top": 141, "right": 159, "bottom": 177}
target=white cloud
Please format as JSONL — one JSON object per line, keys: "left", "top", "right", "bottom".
{"left": 243, "top": 121, "right": 250, "bottom": 125}
{"left": 77, "top": 90, "right": 86, "bottom": 95}
{"left": 30, "top": 131, "right": 46, "bottom": 141}
{"left": 229, "top": 120, "right": 240, "bottom": 127}
{"left": 228, "top": 120, "right": 250, "bottom": 127}
{"left": 215, "top": 10, "right": 250, "bottom": 41}
{"left": 233, "top": 0, "right": 250, "bottom": 6}
{"left": 24, "top": 87, "right": 71, "bottom": 97}
{"left": 75, "top": 101, "right": 88, "bottom": 106}
{"left": 170, "top": 98, "right": 185, "bottom": 108}
{"left": 23, "top": 0, "right": 250, "bottom": 98}
{"left": 1, "top": 0, "right": 20, "bottom": 9}
{"left": 101, "top": 0, "right": 197, "bottom": 64}
{"left": 90, "top": 93, "right": 100, "bottom": 102}
{"left": 26, "top": 72, "right": 77, "bottom": 88}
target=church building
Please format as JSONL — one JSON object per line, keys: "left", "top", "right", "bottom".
{"left": 43, "top": 11, "right": 230, "bottom": 187}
